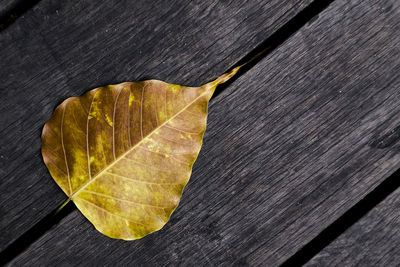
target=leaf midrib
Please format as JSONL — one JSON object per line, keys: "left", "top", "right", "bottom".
{"left": 69, "top": 84, "right": 214, "bottom": 200}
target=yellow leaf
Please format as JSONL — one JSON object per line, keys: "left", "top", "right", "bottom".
{"left": 41, "top": 66, "right": 240, "bottom": 240}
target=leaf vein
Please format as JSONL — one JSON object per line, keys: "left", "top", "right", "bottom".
{"left": 61, "top": 105, "right": 72, "bottom": 195}
{"left": 123, "top": 157, "right": 174, "bottom": 173}
{"left": 105, "top": 171, "right": 181, "bottom": 185}
{"left": 78, "top": 197, "right": 149, "bottom": 227}
{"left": 112, "top": 87, "right": 123, "bottom": 160}
{"left": 86, "top": 90, "right": 97, "bottom": 180}
{"left": 81, "top": 190, "right": 173, "bottom": 209}
{"left": 140, "top": 84, "right": 146, "bottom": 139}
{"left": 153, "top": 132, "right": 188, "bottom": 146}
{"left": 138, "top": 146, "right": 191, "bottom": 165}
{"left": 127, "top": 88, "right": 132, "bottom": 147}
{"left": 164, "top": 124, "right": 201, "bottom": 135}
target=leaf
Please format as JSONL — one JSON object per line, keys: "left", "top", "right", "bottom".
{"left": 41, "top": 66, "right": 240, "bottom": 240}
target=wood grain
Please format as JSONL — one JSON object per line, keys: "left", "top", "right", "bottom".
{"left": 9, "top": 0, "right": 400, "bottom": 265}
{"left": 0, "top": 0, "right": 312, "bottom": 252}
{"left": 307, "top": 187, "right": 400, "bottom": 266}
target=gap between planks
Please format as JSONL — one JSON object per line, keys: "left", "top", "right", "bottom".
{"left": 281, "top": 168, "right": 400, "bottom": 266}
{"left": 0, "top": 0, "right": 42, "bottom": 31}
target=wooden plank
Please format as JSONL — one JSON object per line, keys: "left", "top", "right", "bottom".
{"left": 307, "top": 186, "right": 400, "bottom": 266}
{"left": 9, "top": 0, "right": 400, "bottom": 265}
{"left": 0, "top": 0, "right": 312, "bottom": 252}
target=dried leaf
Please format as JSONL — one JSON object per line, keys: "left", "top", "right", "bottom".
{"left": 41, "top": 67, "right": 240, "bottom": 240}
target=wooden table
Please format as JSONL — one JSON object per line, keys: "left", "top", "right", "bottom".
{"left": 1, "top": 0, "right": 399, "bottom": 265}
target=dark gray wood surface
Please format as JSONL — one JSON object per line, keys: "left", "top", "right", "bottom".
{"left": 0, "top": 0, "right": 312, "bottom": 252}
{"left": 307, "top": 187, "right": 400, "bottom": 266}
{"left": 9, "top": 0, "right": 400, "bottom": 265}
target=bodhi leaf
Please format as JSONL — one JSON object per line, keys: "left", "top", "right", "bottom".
{"left": 41, "top": 66, "right": 240, "bottom": 240}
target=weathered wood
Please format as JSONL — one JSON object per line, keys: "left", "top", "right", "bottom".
{"left": 0, "top": 0, "right": 312, "bottom": 252}
{"left": 9, "top": 0, "right": 400, "bottom": 265}
{"left": 307, "top": 186, "right": 400, "bottom": 266}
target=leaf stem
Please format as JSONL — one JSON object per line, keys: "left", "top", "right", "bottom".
{"left": 55, "top": 198, "right": 71, "bottom": 215}
{"left": 210, "top": 45, "right": 271, "bottom": 88}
